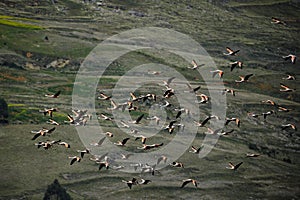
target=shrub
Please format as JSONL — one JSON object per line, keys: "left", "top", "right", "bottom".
{"left": 43, "top": 179, "right": 72, "bottom": 200}
{"left": 0, "top": 98, "right": 8, "bottom": 124}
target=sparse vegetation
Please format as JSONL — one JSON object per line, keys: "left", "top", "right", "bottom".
{"left": 43, "top": 179, "right": 72, "bottom": 200}
{"left": 0, "top": 0, "right": 299, "bottom": 199}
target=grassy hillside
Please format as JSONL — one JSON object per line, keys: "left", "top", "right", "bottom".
{"left": 0, "top": 0, "right": 300, "bottom": 199}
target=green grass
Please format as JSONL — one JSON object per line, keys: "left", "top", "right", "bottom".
{"left": 8, "top": 103, "right": 25, "bottom": 107}
{"left": 0, "top": 15, "right": 43, "bottom": 29}
{"left": 0, "top": 125, "right": 90, "bottom": 199}
{"left": 227, "top": 0, "right": 291, "bottom": 7}
{"left": 0, "top": 0, "right": 300, "bottom": 199}
{"left": 0, "top": 19, "right": 43, "bottom": 30}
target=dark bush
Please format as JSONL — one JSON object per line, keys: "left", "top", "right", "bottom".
{"left": 0, "top": 98, "right": 8, "bottom": 124}
{"left": 43, "top": 179, "right": 72, "bottom": 200}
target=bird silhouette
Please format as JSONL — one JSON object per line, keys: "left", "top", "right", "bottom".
{"left": 114, "top": 138, "right": 130, "bottom": 146}
{"left": 148, "top": 71, "right": 161, "bottom": 75}
{"left": 261, "top": 99, "right": 277, "bottom": 106}
{"left": 107, "top": 99, "right": 122, "bottom": 110}
{"left": 137, "top": 143, "right": 164, "bottom": 150}
{"left": 170, "top": 161, "right": 184, "bottom": 168}
{"left": 222, "top": 89, "right": 235, "bottom": 96}
{"left": 69, "top": 156, "right": 81, "bottom": 165}
{"left": 58, "top": 141, "right": 70, "bottom": 148}
{"left": 90, "top": 137, "right": 106, "bottom": 147}
{"left": 246, "top": 153, "right": 260, "bottom": 158}
{"left": 229, "top": 61, "right": 243, "bottom": 71}
{"left": 261, "top": 110, "right": 274, "bottom": 119}
{"left": 105, "top": 132, "right": 114, "bottom": 137}
{"left": 224, "top": 47, "right": 240, "bottom": 56}
{"left": 194, "top": 115, "right": 219, "bottom": 127}
{"left": 40, "top": 108, "right": 58, "bottom": 118}
{"left": 45, "top": 90, "right": 61, "bottom": 98}
{"left": 147, "top": 116, "right": 161, "bottom": 125}
{"left": 188, "top": 60, "right": 204, "bottom": 69}
{"left": 271, "top": 17, "right": 286, "bottom": 25}
{"left": 186, "top": 83, "right": 201, "bottom": 93}
{"left": 120, "top": 153, "right": 133, "bottom": 160}
{"left": 98, "top": 92, "right": 112, "bottom": 100}
{"left": 282, "top": 74, "right": 295, "bottom": 80}
{"left": 138, "top": 179, "right": 152, "bottom": 185}
{"left": 196, "top": 94, "right": 209, "bottom": 104}
{"left": 225, "top": 117, "right": 240, "bottom": 127}
{"left": 128, "top": 114, "right": 144, "bottom": 124}
{"left": 163, "top": 77, "right": 176, "bottom": 88}
{"left": 280, "top": 83, "right": 295, "bottom": 92}
{"left": 119, "top": 120, "right": 130, "bottom": 128}
{"left": 164, "top": 120, "right": 177, "bottom": 134}
{"left": 210, "top": 70, "right": 224, "bottom": 78}
{"left": 122, "top": 178, "right": 138, "bottom": 189}
{"left": 181, "top": 179, "right": 197, "bottom": 188}
{"left": 98, "top": 161, "right": 109, "bottom": 170}
{"left": 282, "top": 54, "right": 296, "bottom": 64}
{"left": 189, "top": 146, "right": 203, "bottom": 154}
{"left": 163, "top": 87, "right": 175, "bottom": 98}
{"left": 226, "top": 162, "right": 243, "bottom": 170}
{"left": 134, "top": 135, "right": 147, "bottom": 144}
{"left": 217, "top": 129, "right": 235, "bottom": 136}
{"left": 77, "top": 148, "right": 90, "bottom": 158}
{"left": 31, "top": 127, "right": 56, "bottom": 140}
{"left": 235, "top": 74, "right": 253, "bottom": 83}
{"left": 278, "top": 106, "right": 292, "bottom": 112}
{"left": 35, "top": 140, "right": 60, "bottom": 150}
{"left": 281, "top": 123, "right": 297, "bottom": 131}
{"left": 99, "top": 113, "right": 113, "bottom": 121}
{"left": 157, "top": 155, "right": 168, "bottom": 165}
{"left": 46, "top": 118, "right": 60, "bottom": 126}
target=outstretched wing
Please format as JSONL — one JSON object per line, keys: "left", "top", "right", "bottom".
{"left": 47, "top": 127, "right": 56, "bottom": 134}
{"left": 135, "top": 114, "right": 144, "bottom": 124}
{"left": 67, "top": 114, "right": 74, "bottom": 122}
{"left": 211, "top": 71, "right": 218, "bottom": 78}
{"left": 70, "top": 157, "right": 77, "bottom": 165}
{"left": 122, "top": 138, "right": 130, "bottom": 145}
{"left": 280, "top": 83, "right": 289, "bottom": 89}
{"left": 186, "top": 83, "right": 192, "bottom": 90}
{"left": 226, "top": 129, "right": 235, "bottom": 134}
{"left": 233, "top": 49, "right": 240, "bottom": 54}
{"left": 193, "top": 86, "right": 201, "bottom": 92}
{"left": 167, "top": 77, "right": 176, "bottom": 85}
{"left": 228, "top": 162, "right": 235, "bottom": 168}
{"left": 191, "top": 146, "right": 197, "bottom": 152}
{"left": 98, "top": 162, "right": 106, "bottom": 170}
{"left": 110, "top": 99, "right": 118, "bottom": 108}
{"left": 244, "top": 74, "right": 253, "bottom": 81}
{"left": 98, "top": 137, "right": 106, "bottom": 145}
{"left": 200, "top": 116, "right": 211, "bottom": 127}
{"left": 191, "top": 60, "right": 198, "bottom": 68}
{"left": 234, "top": 162, "right": 243, "bottom": 170}
{"left": 53, "top": 90, "right": 61, "bottom": 97}
{"left": 157, "top": 157, "right": 163, "bottom": 165}
{"left": 230, "top": 62, "right": 237, "bottom": 71}
{"left": 130, "top": 92, "right": 137, "bottom": 100}
{"left": 181, "top": 180, "right": 191, "bottom": 188}
{"left": 31, "top": 133, "right": 41, "bottom": 140}
{"left": 226, "top": 47, "right": 233, "bottom": 53}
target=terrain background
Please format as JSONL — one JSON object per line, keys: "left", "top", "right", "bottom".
{"left": 0, "top": 0, "right": 300, "bottom": 199}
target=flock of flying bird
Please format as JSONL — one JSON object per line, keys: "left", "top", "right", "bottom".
{"left": 29, "top": 17, "right": 298, "bottom": 190}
